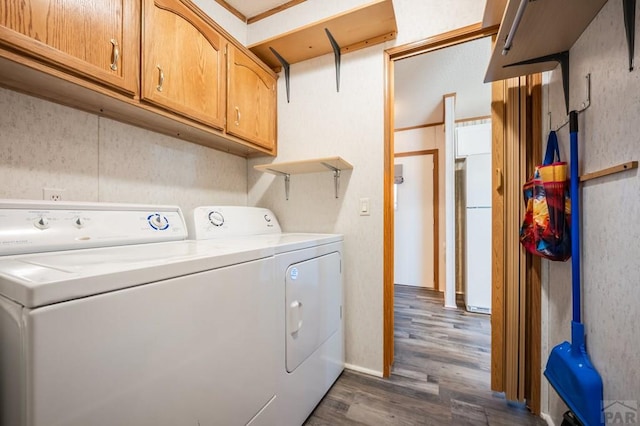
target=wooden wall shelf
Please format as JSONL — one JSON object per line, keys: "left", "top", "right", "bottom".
{"left": 254, "top": 156, "right": 353, "bottom": 199}
{"left": 484, "top": 0, "right": 608, "bottom": 83}
{"left": 248, "top": 0, "right": 397, "bottom": 71}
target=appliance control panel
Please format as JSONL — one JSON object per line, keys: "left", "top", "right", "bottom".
{"left": 187, "top": 206, "right": 282, "bottom": 240}
{"left": 0, "top": 200, "right": 187, "bottom": 256}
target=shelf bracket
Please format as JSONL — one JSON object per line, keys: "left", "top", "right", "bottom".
{"left": 623, "top": 0, "right": 636, "bottom": 71}
{"left": 284, "top": 173, "right": 291, "bottom": 200}
{"left": 269, "top": 47, "right": 291, "bottom": 103}
{"left": 321, "top": 162, "right": 342, "bottom": 198}
{"left": 505, "top": 50, "right": 570, "bottom": 114}
{"left": 325, "top": 28, "right": 341, "bottom": 92}
{"left": 265, "top": 168, "right": 292, "bottom": 200}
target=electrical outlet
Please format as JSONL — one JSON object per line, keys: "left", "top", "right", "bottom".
{"left": 43, "top": 188, "right": 65, "bottom": 202}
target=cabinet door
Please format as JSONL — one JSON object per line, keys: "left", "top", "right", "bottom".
{"left": 0, "top": 0, "right": 139, "bottom": 95}
{"left": 142, "top": 0, "right": 225, "bottom": 131}
{"left": 227, "top": 45, "right": 277, "bottom": 151}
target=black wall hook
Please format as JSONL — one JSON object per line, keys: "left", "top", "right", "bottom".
{"left": 623, "top": 0, "right": 636, "bottom": 71}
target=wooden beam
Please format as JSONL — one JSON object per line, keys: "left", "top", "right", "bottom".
{"left": 213, "top": 0, "right": 247, "bottom": 22}
{"left": 247, "top": 0, "right": 307, "bottom": 24}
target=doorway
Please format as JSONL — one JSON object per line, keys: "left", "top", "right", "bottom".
{"left": 383, "top": 23, "right": 543, "bottom": 413}
{"left": 393, "top": 150, "right": 438, "bottom": 290}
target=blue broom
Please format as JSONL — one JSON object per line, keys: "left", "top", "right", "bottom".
{"left": 544, "top": 111, "right": 604, "bottom": 426}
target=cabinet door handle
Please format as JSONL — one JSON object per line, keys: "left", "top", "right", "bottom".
{"left": 156, "top": 65, "right": 164, "bottom": 92}
{"left": 235, "top": 107, "right": 241, "bottom": 125}
{"left": 110, "top": 39, "right": 119, "bottom": 71}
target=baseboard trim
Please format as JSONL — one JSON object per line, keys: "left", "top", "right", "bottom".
{"left": 540, "top": 412, "right": 555, "bottom": 426}
{"left": 344, "top": 363, "right": 383, "bottom": 378}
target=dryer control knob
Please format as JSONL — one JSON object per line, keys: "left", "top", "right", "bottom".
{"left": 34, "top": 216, "right": 49, "bottom": 230}
{"left": 264, "top": 214, "right": 272, "bottom": 223}
{"left": 208, "top": 211, "right": 224, "bottom": 227}
{"left": 73, "top": 217, "right": 84, "bottom": 228}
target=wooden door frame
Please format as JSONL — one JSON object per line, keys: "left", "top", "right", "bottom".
{"left": 384, "top": 22, "right": 499, "bottom": 378}
{"left": 394, "top": 149, "right": 439, "bottom": 291}
{"left": 383, "top": 23, "right": 542, "bottom": 414}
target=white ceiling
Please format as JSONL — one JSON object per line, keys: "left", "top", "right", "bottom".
{"left": 394, "top": 36, "right": 492, "bottom": 129}
{"left": 224, "top": 0, "right": 293, "bottom": 19}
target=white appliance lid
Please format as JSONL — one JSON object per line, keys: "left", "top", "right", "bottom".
{"left": 235, "top": 233, "right": 343, "bottom": 254}
{"left": 0, "top": 240, "right": 273, "bottom": 308}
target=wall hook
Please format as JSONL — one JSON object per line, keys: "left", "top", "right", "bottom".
{"left": 325, "top": 28, "right": 341, "bottom": 92}
{"left": 269, "top": 47, "right": 291, "bottom": 103}
{"left": 623, "top": 0, "right": 636, "bottom": 71}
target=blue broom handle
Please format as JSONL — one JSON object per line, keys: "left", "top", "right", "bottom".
{"left": 570, "top": 111, "right": 581, "bottom": 324}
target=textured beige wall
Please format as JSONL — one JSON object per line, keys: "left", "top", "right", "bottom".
{"left": 0, "top": 87, "right": 247, "bottom": 213}
{"left": 543, "top": 1, "right": 640, "bottom": 423}
{"left": 247, "top": 0, "right": 486, "bottom": 374}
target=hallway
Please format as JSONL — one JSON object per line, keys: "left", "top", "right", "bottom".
{"left": 305, "top": 285, "right": 544, "bottom": 425}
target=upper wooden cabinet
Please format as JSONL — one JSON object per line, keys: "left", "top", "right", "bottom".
{"left": 226, "top": 45, "right": 277, "bottom": 152}
{"left": 0, "top": 0, "right": 139, "bottom": 95}
{"left": 141, "top": 0, "right": 226, "bottom": 131}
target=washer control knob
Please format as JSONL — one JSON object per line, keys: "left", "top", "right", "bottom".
{"left": 73, "top": 217, "right": 84, "bottom": 229}
{"left": 34, "top": 216, "right": 49, "bottom": 230}
{"left": 147, "top": 213, "right": 169, "bottom": 230}
{"left": 208, "top": 211, "right": 224, "bottom": 227}
{"left": 264, "top": 214, "right": 272, "bottom": 223}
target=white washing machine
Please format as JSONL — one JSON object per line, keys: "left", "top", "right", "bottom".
{"left": 188, "top": 206, "right": 345, "bottom": 426}
{"left": 0, "top": 200, "right": 279, "bottom": 426}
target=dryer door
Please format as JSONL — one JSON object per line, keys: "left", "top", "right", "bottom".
{"left": 285, "top": 252, "right": 342, "bottom": 373}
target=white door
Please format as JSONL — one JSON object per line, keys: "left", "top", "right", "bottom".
{"left": 394, "top": 154, "right": 435, "bottom": 288}
{"left": 285, "top": 252, "right": 342, "bottom": 373}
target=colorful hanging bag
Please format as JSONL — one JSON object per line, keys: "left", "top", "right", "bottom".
{"left": 519, "top": 131, "right": 571, "bottom": 261}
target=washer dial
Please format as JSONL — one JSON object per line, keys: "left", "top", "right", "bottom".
{"left": 147, "top": 213, "right": 169, "bottom": 230}
{"left": 208, "top": 211, "right": 225, "bottom": 227}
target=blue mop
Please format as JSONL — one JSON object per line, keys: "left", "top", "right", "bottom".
{"left": 544, "top": 111, "right": 604, "bottom": 426}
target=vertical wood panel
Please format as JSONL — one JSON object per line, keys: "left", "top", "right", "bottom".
{"left": 383, "top": 52, "right": 394, "bottom": 377}
{"left": 491, "top": 78, "right": 506, "bottom": 392}
{"left": 518, "top": 81, "right": 528, "bottom": 400}
{"left": 525, "top": 73, "right": 542, "bottom": 415}
{"left": 503, "top": 77, "right": 521, "bottom": 400}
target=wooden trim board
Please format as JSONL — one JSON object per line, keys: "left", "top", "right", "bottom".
{"left": 247, "top": 0, "right": 307, "bottom": 24}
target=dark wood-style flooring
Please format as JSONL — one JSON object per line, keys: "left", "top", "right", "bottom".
{"left": 304, "top": 285, "right": 545, "bottom": 425}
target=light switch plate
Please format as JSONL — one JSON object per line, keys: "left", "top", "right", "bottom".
{"left": 359, "top": 198, "right": 370, "bottom": 216}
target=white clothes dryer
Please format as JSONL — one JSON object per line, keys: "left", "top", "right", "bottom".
{"left": 0, "top": 200, "right": 279, "bottom": 426}
{"left": 188, "top": 206, "right": 345, "bottom": 426}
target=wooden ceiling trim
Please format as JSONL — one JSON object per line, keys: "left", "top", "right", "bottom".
{"left": 247, "top": 0, "right": 307, "bottom": 24}
{"left": 214, "top": 0, "right": 247, "bottom": 23}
